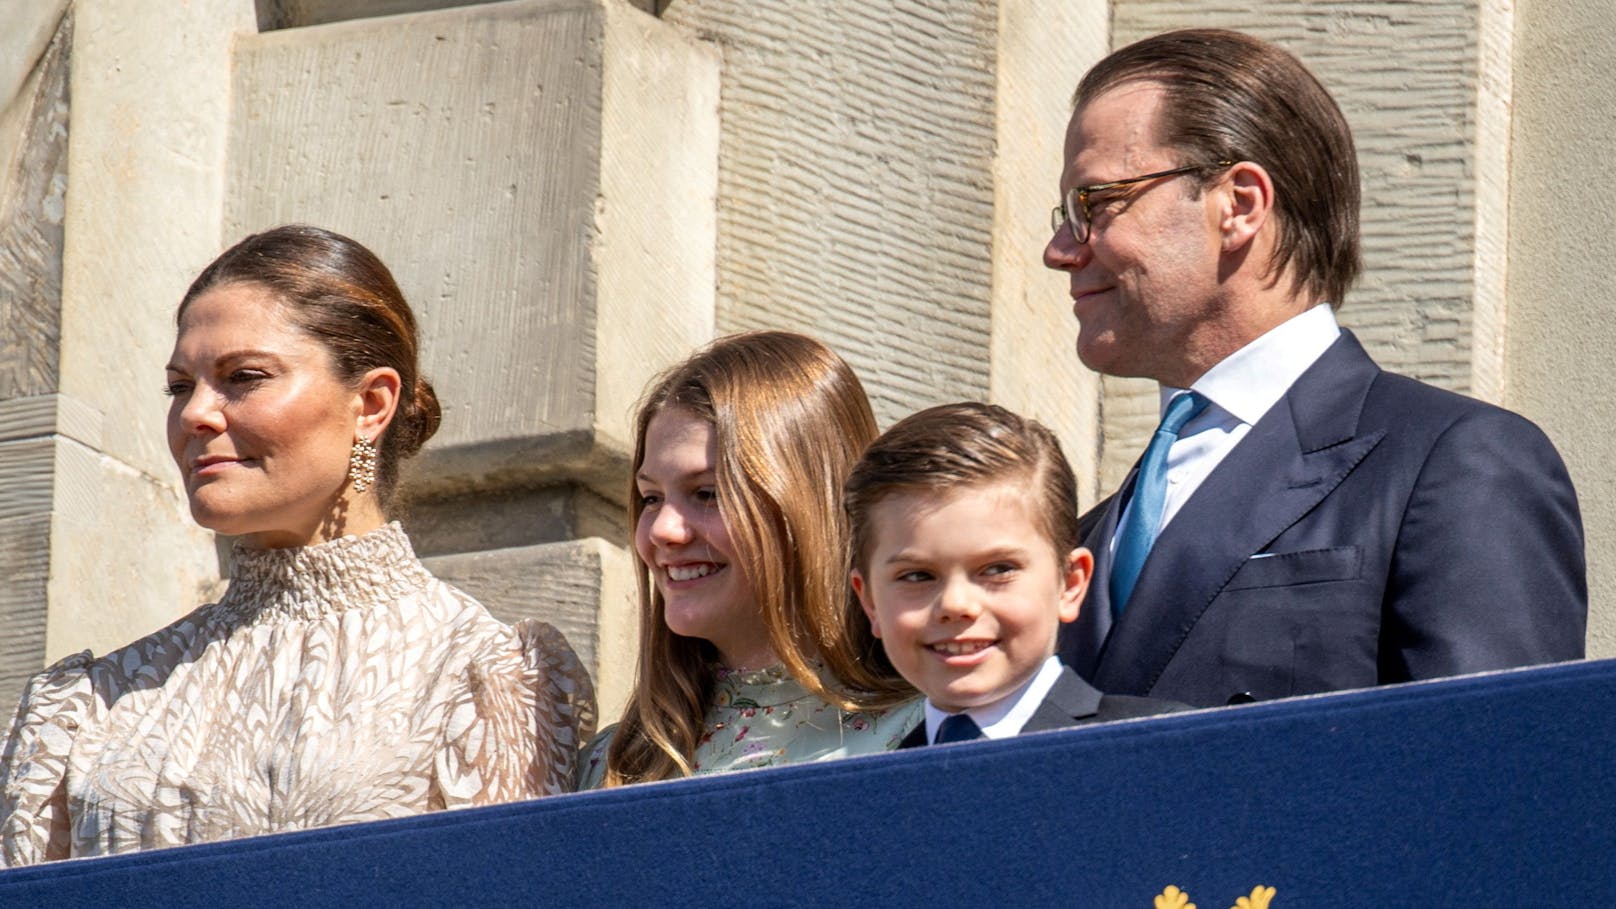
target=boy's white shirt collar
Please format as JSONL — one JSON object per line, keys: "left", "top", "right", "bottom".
{"left": 924, "top": 655, "right": 1065, "bottom": 743}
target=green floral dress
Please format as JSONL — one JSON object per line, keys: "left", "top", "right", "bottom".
{"left": 575, "top": 664, "right": 921, "bottom": 789}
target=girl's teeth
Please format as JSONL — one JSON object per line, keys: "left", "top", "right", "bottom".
{"left": 668, "top": 563, "right": 718, "bottom": 582}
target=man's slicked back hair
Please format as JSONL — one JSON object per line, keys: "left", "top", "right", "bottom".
{"left": 1076, "top": 28, "right": 1361, "bottom": 306}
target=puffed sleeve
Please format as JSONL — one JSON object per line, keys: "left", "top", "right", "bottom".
{"left": 0, "top": 651, "right": 95, "bottom": 867}
{"left": 434, "top": 620, "right": 597, "bottom": 807}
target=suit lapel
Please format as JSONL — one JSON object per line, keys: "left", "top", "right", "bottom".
{"left": 1092, "top": 332, "right": 1387, "bottom": 695}
{"left": 1022, "top": 667, "right": 1103, "bottom": 733}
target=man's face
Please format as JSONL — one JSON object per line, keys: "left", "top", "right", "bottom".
{"left": 1042, "top": 81, "right": 1228, "bottom": 387}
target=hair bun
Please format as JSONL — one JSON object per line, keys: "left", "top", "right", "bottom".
{"left": 394, "top": 376, "right": 442, "bottom": 459}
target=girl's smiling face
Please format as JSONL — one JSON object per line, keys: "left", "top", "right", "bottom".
{"left": 634, "top": 406, "right": 773, "bottom": 670}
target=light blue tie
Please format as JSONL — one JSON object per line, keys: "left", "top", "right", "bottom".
{"left": 933, "top": 714, "right": 983, "bottom": 744}
{"left": 1110, "top": 391, "right": 1210, "bottom": 618}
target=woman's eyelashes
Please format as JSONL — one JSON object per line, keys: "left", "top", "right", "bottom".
{"left": 162, "top": 367, "right": 272, "bottom": 398}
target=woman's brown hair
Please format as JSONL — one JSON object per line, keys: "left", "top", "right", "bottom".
{"left": 603, "top": 331, "right": 913, "bottom": 786}
{"left": 179, "top": 224, "right": 441, "bottom": 508}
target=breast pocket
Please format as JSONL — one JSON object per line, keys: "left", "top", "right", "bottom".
{"left": 1224, "top": 546, "right": 1362, "bottom": 591}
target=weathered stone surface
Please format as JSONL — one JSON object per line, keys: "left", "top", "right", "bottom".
{"left": 229, "top": 0, "right": 719, "bottom": 506}
{"left": 0, "top": 12, "right": 70, "bottom": 703}
{"left": 0, "top": 1, "right": 68, "bottom": 124}
{"left": 405, "top": 482, "right": 625, "bottom": 557}
{"left": 0, "top": 512, "right": 50, "bottom": 713}
{"left": 661, "top": 1, "right": 1105, "bottom": 491}
{"left": 255, "top": 0, "right": 658, "bottom": 31}
{"left": 0, "top": 395, "right": 216, "bottom": 708}
{"left": 1508, "top": 0, "right": 1616, "bottom": 657}
{"left": 423, "top": 537, "right": 638, "bottom": 723}
{"left": 987, "top": 0, "right": 1108, "bottom": 499}
{"left": 36, "top": 0, "right": 253, "bottom": 677}
{"left": 59, "top": 0, "right": 255, "bottom": 483}
{"left": 44, "top": 432, "right": 220, "bottom": 667}
{"left": 0, "top": 13, "right": 68, "bottom": 407}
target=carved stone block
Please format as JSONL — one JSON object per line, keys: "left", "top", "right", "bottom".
{"left": 424, "top": 537, "right": 638, "bottom": 724}
{"left": 228, "top": 0, "right": 720, "bottom": 506}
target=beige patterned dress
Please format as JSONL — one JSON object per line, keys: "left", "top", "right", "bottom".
{"left": 0, "top": 522, "right": 595, "bottom": 866}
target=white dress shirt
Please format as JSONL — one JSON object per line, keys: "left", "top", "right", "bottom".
{"left": 923, "top": 655, "right": 1066, "bottom": 743}
{"left": 1111, "top": 304, "right": 1342, "bottom": 550}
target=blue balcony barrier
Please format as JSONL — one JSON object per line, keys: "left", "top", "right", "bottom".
{"left": 2, "top": 658, "right": 1612, "bottom": 907}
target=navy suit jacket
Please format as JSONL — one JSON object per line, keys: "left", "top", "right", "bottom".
{"left": 897, "top": 666, "right": 1186, "bottom": 748}
{"left": 1058, "top": 330, "right": 1587, "bottom": 708}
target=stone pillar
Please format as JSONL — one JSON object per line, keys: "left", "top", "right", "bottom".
{"left": 254, "top": 0, "right": 657, "bottom": 31}
{"left": 1507, "top": 0, "right": 1616, "bottom": 657}
{"left": 0, "top": 0, "right": 258, "bottom": 708}
{"left": 0, "top": 5, "right": 71, "bottom": 702}
{"left": 227, "top": 0, "right": 721, "bottom": 720}
{"left": 660, "top": 0, "right": 1108, "bottom": 498}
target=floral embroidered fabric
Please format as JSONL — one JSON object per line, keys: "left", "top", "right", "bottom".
{"left": 575, "top": 664, "right": 921, "bottom": 789}
{"left": 0, "top": 522, "right": 595, "bottom": 866}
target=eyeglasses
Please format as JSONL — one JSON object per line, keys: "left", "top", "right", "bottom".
{"left": 1050, "top": 161, "right": 1233, "bottom": 244}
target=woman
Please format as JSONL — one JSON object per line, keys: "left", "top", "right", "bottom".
{"left": 576, "top": 331, "right": 920, "bottom": 788}
{"left": 0, "top": 225, "right": 594, "bottom": 865}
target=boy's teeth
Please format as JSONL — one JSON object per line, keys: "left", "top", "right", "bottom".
{"left": 668, "top": 563, "right": 717, "bottom": 582}
{"left": 935, "top": 641, "right": 989, "bottom": 655}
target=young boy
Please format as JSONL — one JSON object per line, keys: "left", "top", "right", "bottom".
{"left": 845, "top": 402, "right": 1186, "bottom": 746}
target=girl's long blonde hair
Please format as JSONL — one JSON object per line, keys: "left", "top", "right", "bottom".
{"left": 603, "top": 331, "right": 913, "bottom": 786}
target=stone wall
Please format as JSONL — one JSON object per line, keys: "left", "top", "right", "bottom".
{"left": 0, "top": 7, "right": 70, "bottom": 703}
{"left": 1507, "top": 0, "right": 1616, "bottom": 657}
{"left": 661, "top": 0, "right": 1105, "bottom": 496}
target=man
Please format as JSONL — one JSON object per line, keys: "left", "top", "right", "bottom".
{"left": 1045, "top": 29, "right": 1586, "bottom": 708}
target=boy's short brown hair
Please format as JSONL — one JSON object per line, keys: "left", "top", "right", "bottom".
{"left": 844, "top": 402, "right": 1081, "bottom": 573}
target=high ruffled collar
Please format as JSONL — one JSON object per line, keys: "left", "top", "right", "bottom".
{"left": 217, "top": 522, "right": 433, "bottom": 622}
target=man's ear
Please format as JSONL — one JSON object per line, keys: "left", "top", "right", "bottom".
{"left": 1218, "top": 160, "right": 1275, "bottom": 254}
{"left": 353, "top": 366, "right": 402, "bottom": 441}
{"left": 851, "top": 570, "right": 881, "bottom": 638}
{"left": 1058, "top": 547, "right": 1094, "bottom": 624}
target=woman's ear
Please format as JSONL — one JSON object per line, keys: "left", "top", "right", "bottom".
{"left": 1058, "top": 547, "right": 1094, "bottom": 624}
{"left": 1218, "top": 160, "right": 1275, "bottom": 253}
{"left": 354, "top": 367, "right": 402, "bottom": 441}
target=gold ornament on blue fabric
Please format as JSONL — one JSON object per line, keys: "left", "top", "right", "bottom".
{"left": 349, "top": 436, "right": 378, "bottom": 493}
{"left": 1154, "top": 884, "right": 1276, "bottom": 909}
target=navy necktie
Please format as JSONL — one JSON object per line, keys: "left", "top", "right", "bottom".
{"left": 933, "top": 714, "right": 983, "bottom": 744}
{"left": 1110, "top": 391, "right": 1210, "bottom": 617}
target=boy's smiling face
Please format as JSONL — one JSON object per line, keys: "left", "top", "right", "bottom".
{"left": 852, "top": 481, "right": 1091, "bottom": 714}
